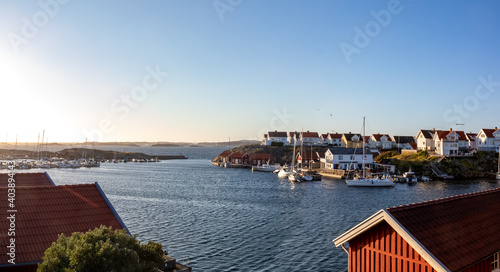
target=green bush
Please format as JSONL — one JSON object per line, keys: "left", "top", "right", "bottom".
{"left": 37, "top": 226, "right": 164, "bottom": 272}
{"left": 270, "top": 141, "right": 284, "bottom": 147}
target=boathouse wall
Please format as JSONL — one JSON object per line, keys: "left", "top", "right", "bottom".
{"left": 348, "top": 221, "right": 436, "bottom": 272}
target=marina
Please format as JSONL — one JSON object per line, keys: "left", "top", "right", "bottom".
{"left": 9, "top": 146, "right": 497, "bottom": 272}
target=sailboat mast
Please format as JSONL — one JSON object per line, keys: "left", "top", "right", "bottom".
{"left": 362, "top": 117, "right": 366, "bottom": 179}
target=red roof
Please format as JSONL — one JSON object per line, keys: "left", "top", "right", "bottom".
{"left": 218, "top": 151, "right": 232, "bottom": 158}
{"left": 371, "top": 134, "right": 392, "bottom": 142}
{"left": 249, "top": 153, "right": 273, "bottom": 160}
{"left": 321, "top": 134, "right": 328, "bottom": 139}
{"left": 268, "top": 131, "right": 287, "bottom": 138}
{"left": 0, "top": 173, "right": 54, "bottom": 187}
{"left": 466, "top": 133, "right": 477, "bottom": 141}
{"left": 301, "top": 131, "right": 319, "bottom": 138}
{"left": 328, "top": 133, "right": 342, "bottom": 139}
{"left": 480, "top": 128, "right": 498, "bottom": 138}
{"left": 228, "top": 152, "right": 247, "bottom": 159}
{"left": 388, "top": 188, "right": 500, "bottom": 271}
{"left": 0, "top": 183, "right": 127, "bottom": 266}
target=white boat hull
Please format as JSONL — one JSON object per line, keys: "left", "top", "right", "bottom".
{"left": 496, "top": 172, "right": 500, "bottom": 180}
{"left": 346, "top": 178, "right": 394, "bottom": 187}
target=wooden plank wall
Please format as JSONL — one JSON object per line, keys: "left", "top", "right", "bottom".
{"left": 349, "top": 221, "right": 436, "bottom": 272}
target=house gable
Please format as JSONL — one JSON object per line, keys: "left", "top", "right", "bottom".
{"left": 335, "top": 188, "right": 500, "bottom": 272}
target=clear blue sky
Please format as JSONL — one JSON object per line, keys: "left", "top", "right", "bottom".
{"left": 1, "top": 0, "right": 499, "bottom": 142}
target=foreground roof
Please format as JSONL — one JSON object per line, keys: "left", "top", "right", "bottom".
{"left": 334, "top": 188, "right": 500, "bottom": 272}
{"left": 0, "top": 172, "right": 54, "bottom": 187}
{"left": 0, "top": 183, "right": 128, "bottom": 267}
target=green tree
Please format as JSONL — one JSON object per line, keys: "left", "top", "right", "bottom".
{"left": 38, "top": 226, "right": 164, "bottom": 272}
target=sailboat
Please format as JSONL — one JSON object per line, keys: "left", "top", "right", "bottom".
{"left": 288, "top": 134, "right": 299, "bottom": 182}
{"left": 346, "top": 117, "right": 394, "bottom": 187}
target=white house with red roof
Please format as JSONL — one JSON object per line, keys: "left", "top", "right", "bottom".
{"left": 262, "top": 131, "right": 288, "bottom": 146}
{"left": 300, "top": 131, "right": 320, "bottom": 145}
{"left": 433, "top": 129, "right": 468, "bottom": 156}
{"left": 477, "top": 127, "right": 499, "bottom": 152}
{"left": 370, "top": 133, "right": 393, "bottom": 150}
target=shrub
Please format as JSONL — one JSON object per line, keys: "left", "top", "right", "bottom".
{"left": 37, "top": 226, "right": 164, "bottom": 272}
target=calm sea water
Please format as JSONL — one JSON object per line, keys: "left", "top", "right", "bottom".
{"left": 24, "top": 147, "right": 500, "bottom": 271}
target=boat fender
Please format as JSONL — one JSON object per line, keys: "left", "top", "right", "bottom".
{"left": 371, "top": 181, "right": 373, "bottom": 185}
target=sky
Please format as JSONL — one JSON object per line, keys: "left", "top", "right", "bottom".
{"left": 1, "top": 0, "right": 499, "bottom": 143}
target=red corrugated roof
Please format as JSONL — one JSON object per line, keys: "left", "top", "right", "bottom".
{"left": 0, "top": 173, "right": 54, "bottom": 187}
{"left": 388, "top": 188, "right": 500, "bottom": 271}
{"left": 0, "top": 183, "right": 126, "bottom": 266}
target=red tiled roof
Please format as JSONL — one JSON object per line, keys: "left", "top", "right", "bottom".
{"left": 301, "top": 132, "right": 319, "bottom": 138}
{"left": 268, "top": 131, "right": 287, "bottom": 138}
{"left": 0, "top": 183, "right": 127, "bottom": 266}
{"left": 363, "top": 136, "right": 370, "bottom": 143}
{"left": 321, "top": 134, "right": 328, "bottom": 139}
{"left": 0, "top": 173, "right": 54, "bottom": 187}
{"left": 387, "top": 188, "right": 500, "bottom": 271}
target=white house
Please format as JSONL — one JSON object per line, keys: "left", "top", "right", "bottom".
{"left": 322, "top": 148, "right": 373, "bottom": 170}
{"left": 370, "top": 133, "right": 393, "bottom": 150}
{"left": 328, "top": 133, "right": 343, "bottom": 147}
{"left": 320, "top": 134, "right": 329, "bottom": 145}
{"left": 341, "top": 133, "right": 363, "bottom": 148}
{"left": 477, "top": 127, "right": 499, "bottom": 152}
{"left": 433, "top": 129, "right": 468, "bottom": 156}
{"left": 262, "top": 131, "right": 288, "bottom": 146}
{"left": 392, "top": 136, "right": 415, "bottom": 150}
{"left": 416, "top": 129, "right": 438, "bottom": 151}
{"left": 300, "top": 131, "right": 321, "bottom": 145}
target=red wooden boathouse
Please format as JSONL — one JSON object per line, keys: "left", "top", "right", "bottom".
{"left": 334, "top": 188, "right": 500, "bottom": 272}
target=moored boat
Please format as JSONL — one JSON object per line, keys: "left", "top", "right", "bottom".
{"left": 346, "top": 118, "right": 394, "bottom": 187}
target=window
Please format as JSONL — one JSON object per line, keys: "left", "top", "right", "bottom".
{"left": 339, "top": 155, "right": 343, "bottom": 160}
{"left": 350, "top": 155, "right": 354, "bottom": 160}
{"left": 492, "top": 252, "right": 499, "bottom": 271}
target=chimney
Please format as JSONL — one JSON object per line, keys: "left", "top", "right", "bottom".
{"left": 495, "top": 127, "right": 498, "bottom": 130}
{"left": 450, "top": 128, "right": 453, "bottom": 131}
{"left": 432, "top": 128, "right": 435, "bottom": 132}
